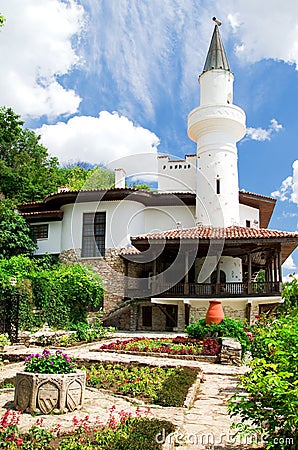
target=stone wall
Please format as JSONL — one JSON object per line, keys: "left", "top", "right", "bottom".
{"left": 190, "top": 301, "right": 247, "bottom": 323}
{"left": 220, "top": 337, "right": 242, "bottom": 366}
{"left": 59, "top": 248, "right": 126, "bottom": 314}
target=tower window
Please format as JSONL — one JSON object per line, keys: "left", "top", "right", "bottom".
{"left": 246, "top": 220, "right": 251, "bottom": 228}
{"left": 216, "top": 178, "right": 221, "bottom": 195}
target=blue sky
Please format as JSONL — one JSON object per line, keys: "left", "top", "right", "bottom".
{"left": 0, "top": 0, "right": 297, "bottom": 276}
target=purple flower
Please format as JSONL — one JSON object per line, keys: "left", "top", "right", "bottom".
{"left": 56, "top": 350, "right": 62, "bottom": 355}
{"left": 42, "top": 349, "right": 51, "bottom": 357}
{"left": 50, "top": 361, "right": 54, "bottom": 365}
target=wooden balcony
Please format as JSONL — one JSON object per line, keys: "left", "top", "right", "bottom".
{"left": 126, "top": 281, "right": 282, "bottom": 299}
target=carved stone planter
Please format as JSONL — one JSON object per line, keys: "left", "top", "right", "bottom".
{"left": 14, "top": 370, "right": 86, "bottom": 414}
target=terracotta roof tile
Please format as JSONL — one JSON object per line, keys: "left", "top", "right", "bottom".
{"left": 132, "top": 226, "right": 298, "bottom": 241}
{"left": 120, "top": 247, "right": 141, "bottom": 255}
{"left": 20, "top": 210, "right": 62, "bottom": 216}
{"left": 239, "top": 190, "right": 276, "bottom": 201}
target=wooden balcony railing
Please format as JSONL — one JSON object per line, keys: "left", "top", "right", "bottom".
{"left": 126, "top": 281, "right": 281, "bottom": 299}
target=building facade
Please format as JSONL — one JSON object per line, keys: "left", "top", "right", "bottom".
{"left": 19, "top": 24, "right": 298, "bottom": 331}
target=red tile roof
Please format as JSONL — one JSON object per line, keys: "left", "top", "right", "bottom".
{"left": 120, "top": 247, "right": 141, "bottom": 255}
{"left": 20, "top": 210, "right": 63, "bottom": 217}
{"left": 132, "top": 226, "right": 298, "bottom": 241}
{"left": 239, "top": 190, "right": 276, "bottom": 201}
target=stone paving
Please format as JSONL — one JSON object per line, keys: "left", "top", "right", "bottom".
{"left": 0, "top": 332, "right": 263, "bottom": 449}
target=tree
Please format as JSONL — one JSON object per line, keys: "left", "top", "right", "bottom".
{"left": 229, "top": 311, "right": 298, "bottom": 449}
{"left": 281, "top": 275, "right": 298, "bottom": 310}
{"left": 0, "top": 200, "right": 37, "bottom": 258}
{"left": 0, "top": 255, "right": 104, "bottom": 330}
{"left": 0, "top": 13, "right": 5, "bottom": 28}
{"left": 83, "top": 166, "right": 114, "bottom": 190}
{"left": 0, "top": 106, "right": 60, "bottom": 203}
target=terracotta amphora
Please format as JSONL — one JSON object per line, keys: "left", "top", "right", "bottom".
{"left": 206, "top": 299, "right": 224, "bottom": 325}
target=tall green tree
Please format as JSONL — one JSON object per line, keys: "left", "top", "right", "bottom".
{"left": 0, "top": 107, "right": 60, "bottom": 202}
{"left": 0, "top": 13, "right": 5, "bottom": 28}
{"left": 57, "top": 164, "right": 114, "bottom": 191}
{"left": 0, "top": 200, "right": 37, "bottom": 258}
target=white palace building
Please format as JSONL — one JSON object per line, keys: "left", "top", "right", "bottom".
{"left": 19, "top": 23, "right": 298, "bottom": 331}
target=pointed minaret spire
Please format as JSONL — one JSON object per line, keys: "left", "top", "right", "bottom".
{"left": 202, "top": 18, "right": 230, "bottom": 73}
{"left": 188, "top": 19, "right": 246, "bottom": 227}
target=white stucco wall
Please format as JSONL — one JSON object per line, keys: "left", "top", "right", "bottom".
{"left": 239, "top": 204, "right": 260, "bottom": 228}
{"left": 60, "top": 200, "right": 145, "bottom": 252}
{"left": 199, "top": 70, "right": 234, "bottom": 106}
{"left": 34, "top": 221, "right": 62, "bottom": 255}
{"left": 144, "top": 205, "right": 196, "bottom": 234}
{"left": 157, "top": 155, "right": 196, "bottom": 193}
{"left": 195, "top": 255, "right": 242, "bottom": 283}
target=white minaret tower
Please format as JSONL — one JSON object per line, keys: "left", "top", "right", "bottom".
{"left": 188, "top": 20, "right": 246, "bottom": 227}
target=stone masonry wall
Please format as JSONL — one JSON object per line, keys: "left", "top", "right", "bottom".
{"left": 190, "top": 303, "right": 246, "bottom": 323}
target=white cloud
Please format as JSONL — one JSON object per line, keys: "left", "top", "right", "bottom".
{"left": 224, "top": 0, "right": 298, "bottom": 69}
{"left": 291, "top": 160, "right": 298, "bottom": 204}
{"left": 283, "top": 273, "right": 298, "bottom": 282}
{"left": 37, "top": 111, "right": 160, "bottom": 178}
{"left": 246, "top": 118, "right": 283, "bottom": 141}
{"left": 272, "top": 160, "right": 298, "bottom": 204}
{"left": 0, "top": 0, "right": 84, "bottom": 118}
{"left": 79, "top": 0, "right": 207, "bottom": 121}
{"left": 283, "top": 255, "right": 297, "bottom": 270}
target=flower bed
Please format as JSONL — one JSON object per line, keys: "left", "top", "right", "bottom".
{"left": 83, "top": 362, "right": 200, "bottom": 407}
{"left": 99, "top": 336, "right": 220, "bottom": 356}
{"left": 0, "top": 407, "right": 175, "bottom": 449}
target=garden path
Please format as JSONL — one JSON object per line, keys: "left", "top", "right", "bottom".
{"left": 0, "top": 332, "right": 263, "bottom": 449}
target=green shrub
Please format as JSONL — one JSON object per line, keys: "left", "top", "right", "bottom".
{"left": 0, "top": 333, "right": 10, "bottom": 350}
{"left": 185, "top": 317, "right": 251, "bottom": 355}
{"left": 229, "top": 310, "right": 298, "bottom": 449}
{"left": 70, "top": 318, "right": 114, "bottom": 343}
{"left": 281, "top": 276, "right": 298, "bottom": 311}
{"left": 0, "top": 255, "right": 104, "bottom": 331}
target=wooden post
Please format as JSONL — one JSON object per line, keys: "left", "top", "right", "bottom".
{"left": 216, "top": 260, "right": 221, "bottom": 295}
{"left": 152, "top": 253, "right": 157, "bottom": 295}
{"left": 124, "top": 259, "right": 128, "bottom": 298}
{"left": 247, "top": 253, "right": 252, "bottom": 295}
{"left": 277, "top": 250, "right": 282, "bottom": 293}
{"left": 273, "top": 252, "right": 278, "bottom": 284}
{"left": 184, "top": 251, "right": 189, "bottom": 295}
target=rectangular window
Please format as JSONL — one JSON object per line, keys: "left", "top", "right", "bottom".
{"left": 246, "top": 220, "right": 251, "bottom": 228}
{"left": 81, "top": 212, "right": 106, "bottom": 257}
{"left": 142, "top": 306, "right": 152, "bottom": 327}
{"left": 31, "top": 224, "right": 49, "bottom": 240}
{"left": 216, "top": 178, "right": 221, "bottom": 195}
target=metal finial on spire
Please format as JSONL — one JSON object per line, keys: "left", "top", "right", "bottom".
{"left": 212, "top": 17, "right": 222, "bottom": 26}
{"left": 202, "top": 19, "right": 230, "bottom": 73}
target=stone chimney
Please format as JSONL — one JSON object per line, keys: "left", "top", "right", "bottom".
{"left": 114, "top": 168, "right": 126, "bottom": 189}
